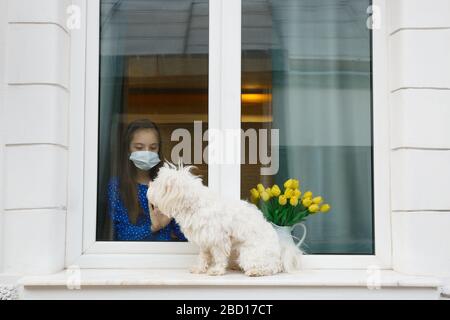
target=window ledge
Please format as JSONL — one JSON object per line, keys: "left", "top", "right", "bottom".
{"left": 19, "top": 269, "right": 442, "bottom": 289}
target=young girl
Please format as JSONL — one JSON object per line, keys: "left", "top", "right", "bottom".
{"left": 107, "top": 119, "right": 187, "bottom": 241}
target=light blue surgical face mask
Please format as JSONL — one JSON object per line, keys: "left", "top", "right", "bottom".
{"left": 129, "top": 151, "right": 160, "bottom": 171}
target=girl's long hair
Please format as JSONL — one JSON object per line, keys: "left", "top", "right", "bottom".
{"left": 118, "top": 119, "right": 163, "bottom": 224}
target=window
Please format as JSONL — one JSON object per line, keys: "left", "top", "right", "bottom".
{"left": 240, "top": 0, "right": 374, "bottom": 254}
{"left": 96, "top": 0, "right": 209, "bottom": 242}
{"left": 68, "top": 0, "right": 390, "bottom": 269}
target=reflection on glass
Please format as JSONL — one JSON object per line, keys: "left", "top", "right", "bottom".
{"left": 241, "top": 0, "right": 374, "bottom": 254}
{"left": 97, "top": 0, "right": 209, "bottom": 241}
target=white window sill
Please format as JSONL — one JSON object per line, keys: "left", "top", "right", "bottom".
{"left": 19, "top": 268, "right": 441, "bottom": 288}
{"left": 16, "top": 269, "right": 445, "bottom": 299}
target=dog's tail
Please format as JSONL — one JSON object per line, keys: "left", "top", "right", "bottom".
{"left": 276, "top": 233, "right": 303, "bottom": 273}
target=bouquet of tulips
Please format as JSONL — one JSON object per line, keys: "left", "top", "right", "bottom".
{"left": 249, "top": 178, "right": 331, "bottom": 227}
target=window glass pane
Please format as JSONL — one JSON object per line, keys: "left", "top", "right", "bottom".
{"left": 97, "top": 0, "right": 209, "bottom": 241}
{"left": 241, "top": 0, "right": 373, "bottom": 254}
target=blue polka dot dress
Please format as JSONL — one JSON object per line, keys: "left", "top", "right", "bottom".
{"left": 107, "top": 177, "right": 187, "bottom": 241}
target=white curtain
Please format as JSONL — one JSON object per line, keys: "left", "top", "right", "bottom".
{"left": 255, "top": 0, "right": 374, "bottom": 253}
{"left": 97, "top": 1, "right": 126, "bottom": 240}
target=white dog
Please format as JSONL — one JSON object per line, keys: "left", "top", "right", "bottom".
{"left": 147, "top": 162, "right": 301, "bottom": 276}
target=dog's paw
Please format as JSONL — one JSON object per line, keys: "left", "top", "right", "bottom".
{"left": 227, "top": 262, "right": 242, "bottom": 271}
{"left": 206, "top": 266, "right": 226, "bottom": 276}
{"left": 244, "top": 268, "right": 274, "bottom": 277}
{"left": 189, "top": 265, "right": 207, "bottom": 274}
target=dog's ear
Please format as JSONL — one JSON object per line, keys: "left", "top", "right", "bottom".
{"left": 163, "top": 175, "right": 183, "bottom": 197}
{"left": 164, "top": 176, "right": 173, "bottom": 195}
{"left": 162, "top": 175, "right": 185, "bottom": 210}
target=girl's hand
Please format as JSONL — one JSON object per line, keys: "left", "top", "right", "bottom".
{"left": 149, "top": 205, "right": 171, "bottom": 233}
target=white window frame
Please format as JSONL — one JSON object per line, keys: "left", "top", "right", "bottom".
{"left": 66, "top": 0, "right": 391, "bottom": 270}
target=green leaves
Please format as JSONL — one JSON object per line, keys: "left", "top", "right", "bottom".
{"left": 257, "top": 198, "right": 309, "bottom": 227}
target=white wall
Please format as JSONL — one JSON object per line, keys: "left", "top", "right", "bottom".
{"left": 389, "top": 0, "right": 450, "bottom": 276}
{"left": 0, "top": 0, "right": 8, "bottom": 274}
{"left": 2, "top": 0, "right": 71, "bottom": 275}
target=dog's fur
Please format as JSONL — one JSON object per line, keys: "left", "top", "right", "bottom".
{"left": 147, "top": 162, "right": 286, "bottom": 276}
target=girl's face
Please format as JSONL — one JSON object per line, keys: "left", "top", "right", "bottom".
{"left": 129, "top": 128, "right": 160, "bottom": 154}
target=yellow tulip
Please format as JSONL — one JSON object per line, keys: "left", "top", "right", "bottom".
{"left": 284, "top": 188, "right": 294, "bottom": 198}
{"left": 250, "top": 195, "right": 259, "bottom": 204}
{"left": 250, "top": 188, "right": 259, "bottom": 199}
{"left": 271, "top": 185, "right": 281, "bottom": 197}
{"left": 291, "top": 179, "right": 300, "bottom": 189}
{"left": 293, "top": 189, "right": 301, "bottom": 198}
{"left": 309, "top": 204, "right": 320, "bottom": 213}
{"left": 302, "top": 198, "right": 312, "bottom": 207}
{"left": 303, "top": 191, "right": 313, "bottom": 199}
{"left": 261, "top": 191, "right": 270, "bottom": 202}
{"left": 257, "top": 184, "right": 265, "bottom": 193}
{"left": 278, "top": 195, "right": 287, "bottom": 206}
{"left": 312, "top": 196, "right": 323, "bottom": 205}
{"left": 290, "top": 196, "right": 299, "bottom": 206}
{"left": 265, "top": 188, "right": 273, "bottom": 198}
{"left": 320, "top": 204, "right": 331, "bottom": 213}
{"left": 284, "top": 179, "right": 293, "bottom": 189}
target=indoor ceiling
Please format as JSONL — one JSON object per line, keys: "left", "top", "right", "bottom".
{"left": 101, "top": 0, "right": 371, "bottom": 62}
